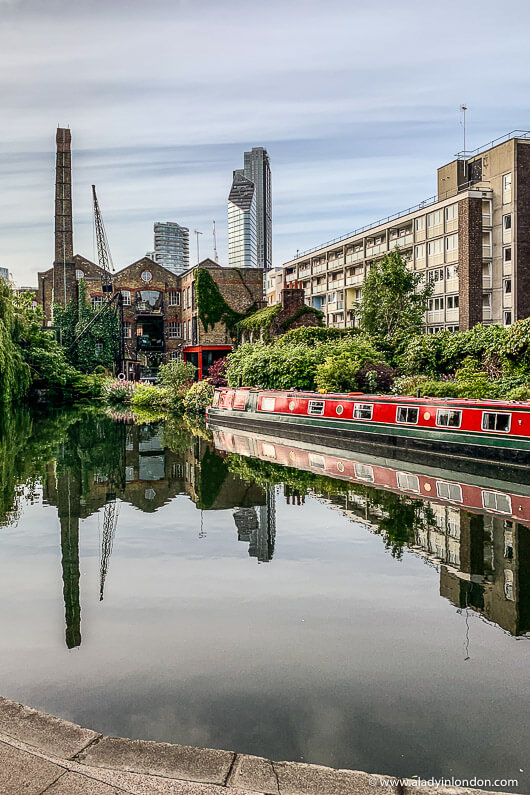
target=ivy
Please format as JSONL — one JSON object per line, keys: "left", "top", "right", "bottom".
{"left": 237, "top": 304, "right": 282, "bottom": 332}
{"left": 195, "top": 268, "right": 246, "bottom": 332}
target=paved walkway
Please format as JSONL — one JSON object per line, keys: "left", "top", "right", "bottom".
{"left": 0, "top": 697, "right": 514, "bottom": 795}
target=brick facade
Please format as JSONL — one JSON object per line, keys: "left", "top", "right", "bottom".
{"left": 458, "top": 197, "right": 483, "bottom": 330}
{"left": 516, "top": 141, "right": 530, "bottom": 321}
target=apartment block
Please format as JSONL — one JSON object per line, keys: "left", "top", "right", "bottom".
{"left": 282, "top": 131, "right": 530, "bottom": 332}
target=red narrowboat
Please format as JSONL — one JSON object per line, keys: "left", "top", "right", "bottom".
{"left": 207, "top": 388, "right": 530, "bottom": 469}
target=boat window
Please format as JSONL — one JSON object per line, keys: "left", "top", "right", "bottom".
{"left": 309, "top": 453, "right": 326, "bottom": 469}
{"left": 354, "top": 463, "right": 374, "bottom": 482}
{"left": 482, "top": 412, "right": 511, "bottom": 432}
{"left": 262, "top": 443, "right": 276, "bottom": 459}
{"left": 482, "top": 490, "right": 512, "bottom": 514}
{"left": 353, "top": 403, "right": 373, "bottom": 420}
{"left": 308, "top": 400, "right": 325, "bottom": 416}
{"left": 396, "top": 406, "right": 419, "bottom": 424}
{"left": 436, "top": 481, "right": 463, "bottom": 502}
{"left": 436, "top": 409, "right": 462, "bottom": 428}
{"left": 336, "top": 404, "right": 344, "bottom": 415}
{"left": 396, "top": 472, "right": 420, "bottom": 493}
{"left": 261, "top": 397, "right": 276, "bottom": 411}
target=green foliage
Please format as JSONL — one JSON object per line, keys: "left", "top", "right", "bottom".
{"left": 237, "top": 303, "right": 282, "bottom": 332}
{"left": 54, "top": 281, "right": 120, "bottom": 374}
{"left": 157, "top": 358, "right": 196, "bottom": 389}
{"left": 102, "top": 378, "right": 136, "bottom": 405}
{"left": 276, "top": 326, "right": 360, "bottom": 347}
{"left": 183, "top": 380, "right": 215, "bottom": 416}
{"left": 130, "top": 384, "right": 169, "bottom": 411}
{"left": 226, "top": 335, "right": 382, "bottom": 391}
{"left": 0, "top": 281, "right": 31, "bottom": 402}
{"left": 195, "top": 268, "right": 245, "bottom": 331}
{"left": 357, "top": 249, "right": 432, "bottom": 341}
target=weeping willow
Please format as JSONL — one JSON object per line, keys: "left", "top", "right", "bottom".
{"left": 0, "top": 280, "right": 31, "bottom": 403}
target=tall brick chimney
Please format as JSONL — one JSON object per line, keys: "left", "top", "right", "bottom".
{"left": 53, "top": 128, "right": 76, "bottom": 306}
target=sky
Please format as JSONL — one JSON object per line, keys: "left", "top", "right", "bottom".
{"left": 1, "top": 0, "right": 530, "bottom": 286}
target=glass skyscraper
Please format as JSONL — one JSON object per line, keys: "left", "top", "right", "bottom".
{"left": 228, "top": 172, "right": 258, "bottom": 268}
{"left": 152, "top": 222, "right": 189, "bottom": 274}
{"left": 233, "top": 147, "right": 271, "bottom": 270}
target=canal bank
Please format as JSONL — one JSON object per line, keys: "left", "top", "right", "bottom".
{"left": 0, "top": 697, "right": 516, "bottom": 795}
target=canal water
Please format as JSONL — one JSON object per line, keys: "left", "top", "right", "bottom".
{"left": 0, "top": 408, "right": 528, "bottom": 790}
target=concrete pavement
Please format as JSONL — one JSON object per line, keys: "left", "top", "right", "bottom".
{"left": 0, "top": 696, "right": 516, "bottom": 795}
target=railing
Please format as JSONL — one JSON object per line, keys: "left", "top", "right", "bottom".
{"left": 482, "top": 245, "right": 492, "bottom": 258}
{"left": 289, "top": 180, "right": 491, "bottom": 260}
{"left": 346, "top": 274, "right": 364, "bottom": 286}
{"left": 455, "top": 129, "right": 530, "bottom": 159}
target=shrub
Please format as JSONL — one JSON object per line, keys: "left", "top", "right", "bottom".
{"left": 102, "top": 378, "right": 135, "bottom": 405}
{"left": 356, "top": 362, "right": 396, "bottom": 393}
{"left": 207, "top": 357, "right": 228, "bottom": 387}
{"left": 158, "top": 358, "right": 196, "bottom": 390}
{"left": 315, "top": 354, "right": 362, "bottom": 392}
{"left": 183, "top": 380, "right": 215, "bottom": 416}
{"left": 131, "top": 384, "right": 169, "bottom": 411}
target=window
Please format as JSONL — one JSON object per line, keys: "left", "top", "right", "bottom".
{"left": 141, "top": 270, "right": 152, "bottom": 283}
{"left": 427, "top": 238, "right": 443, "bottom": 257}
{"left": 445, "top": 204, "right": 458, "bottom": 231}
{"left": 168, "top": 321, "right": 180, "bottom": 339}
{"left": 482, "top": 412, "right": 511, "bottom": 432}
{"left": 170, "top": 351, "right": 181, "bottom": 361}
{"left": 504, "top": 311, "right": 512, "bottom": 326}
{"left": 121, "top": 290, "right": 131, "bottom": 305}
{"left": 428, "top": 267, "right": 444, "bottom": 283}
{"left": 396, "top": 472, "right": 420, "bottom": 493}
{"left": 353, "top": 403, "right": 373, "bottom": 420}
{"left": 415, "top": 243, "right": 426, "bottom": 261}
{"left": 261, "top": 397, "right": 276, "bottom": 411}
{"left": 308, "top": 399, "right": 325, "bottom": 416}
{"left": 427, "top": 209, "right": 443, "bottom": 233}
{"left": 187, "top": 286, "right": 191, "bottom": 306}
{"left": 436, "top": 408, "right": 462, "bottom": 428}
{"left": 95, "top": 342, "right": 103, "bottom": 354}
{"left": 502, "top": 214, "right": 512, "bottom": 244}
{"left": 123, "top": 322, "right": 132, "bottom": 338}
{"left": 91, "top": 296, "right": 104, "bottom": 310}
{"left": 75, "top": 269, "right": 84, "bottom": 280}
{"left": 187, "top": 319, "right": 191, "bottom": 339}
{"left": 446, "top": 264, "right": 458, "bottom": 281}
{"left": 503, "top": 247, "right": 512, "bottom": 265}
{"left": 482, "top": 293, "right": 492, "bottom": 311}
{"left": 182, "top": 289, "right": 186, "bottom": 309}
{"left": 262, "top": 443, "right": 276, "bottom": 459}
{"left": 502, "top": 172, "right": 512, "bottom": 204}
{"left": 504, "top": 569, "right": 514, "bottom": 601}
{"left": 482, "top": 490, "right": 512, "bottom": 514}
{"left": 504, "top": 278, "right": 512, "bottom": 295}
{"left": 445, "top": 233, "right": 458, "bottom": 259}
{"left": 396, "top": 406, "right": 419, "bottom": 424}
{"left": 309, "top": 453, "right": 326, "bottom": 469}
{"left": 168, "top": 291, "right": 180, "bottom": 306}
{"left": 415, "top": 216, "right": 425, "bottom": 234}
{"left": 436, "top": 481, "right": 463, "bottom": 502}
{"left": 354, "top": 463, "right": 374, "bottom": 482}
{"left": 428, "top": 297, "right": 444, "bottom": 311}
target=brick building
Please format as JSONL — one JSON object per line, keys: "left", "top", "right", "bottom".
{"left": 282, "top": 130, "right": 530, "bottom": 332}
{"left": 36, "top": 129, "right": 263, "bottom": 380}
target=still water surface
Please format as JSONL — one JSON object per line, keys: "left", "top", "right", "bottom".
{"left": 0, "top": 409, "right": 528, "bottom": 789}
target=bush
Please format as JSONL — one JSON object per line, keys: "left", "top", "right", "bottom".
{"left": 158, "top": 358, "right": 196, "bottom": 390}
{"left": 130, "top": 384, "right": 169, "bottom": 411}
{"left": 315, "top": 354, "right": 363, "bottom": 392}
{"left": 356, "top": 362, "right": 396, "bottom": 393}
{"left": 102, "top": 378, "right": 135, "bottom": 405}
{"left": 183, "top": 380, "right": 215, "bottom": 416}
{"left": 207, "top": 357, "right": 228, "bottom": 386}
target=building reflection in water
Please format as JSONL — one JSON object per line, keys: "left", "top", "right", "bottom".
{"left": 40, "top": 416, "right": 270, "bottom": 648}
{"left": 213, "top": 427, "right": 530, "bottom": 638}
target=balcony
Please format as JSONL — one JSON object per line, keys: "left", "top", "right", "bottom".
{"left": 482, "top": 212, "right": 492, "bottom": 226}
{"left": 328, "top": 258, "right": 344, "bottom": 271}
{"left": 446, "top": 309, "right": 459, "bottom": 323}
{"left": 135, "top": 291, "right": 164, "bottom": 314}
{"left": 483, "top": 306, "right": 492, "bottom": 320}
{"left": 286, "top": 272, "right": 297, "bottom": 283}
{"left": 329, "top": 278, "right": 344, "bottom": 289}
{"left": 482, "top": 276, "right": 492, "bottom": 289}
{"left": 482, "top": 245, "right": 492, "bottom": 259}
{"left": 431, "top": 280, "right": 445, "bottom": 295}
{"left": 313, "top": 263, "right": 327, "bottom": 274}
{"left": 345, "top": 249, "right": 364, "bottom": 263}
{"left": 346, "top": 273, "right": 364, "bottom": 286}
{"left": 366, "top": 242, "right": 387, "bottom": 256}
{"left": 298, "top": 266, "right": 311, "bottom": 278}
{"left": 313, "top": 283, "right": 327, "bottom": 293}
{"left": 427, "top": 310, "right": 444, "bottom": 324}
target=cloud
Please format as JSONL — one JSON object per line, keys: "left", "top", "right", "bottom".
{"left": 1, "top": 0, "right": 530, "bottom": 283}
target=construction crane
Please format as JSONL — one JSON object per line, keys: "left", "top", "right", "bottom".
{"left": 92, "top": 184, "right": 114, "bottom": 295}
{"left": 99, "top": 495, "right": 119, "bottom": 601}
{"left": 68, "top": 185, "right": 123, "bottom": 371}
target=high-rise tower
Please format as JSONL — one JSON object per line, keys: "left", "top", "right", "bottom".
{"left": 53, "top": 128, "right": 76, "bottom": 306}
{"left": 152, "top": 221, "right": 190, "bottom": 274}
{"left": 228, "top": 172, "right": 257, "bottom": 268}
{"left": 238, "top": 147, "right": 272, "bottom": 270}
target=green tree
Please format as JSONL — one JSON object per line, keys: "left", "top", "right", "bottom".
{"left": 357, "top": 249, "right": 432, "bottom": 341}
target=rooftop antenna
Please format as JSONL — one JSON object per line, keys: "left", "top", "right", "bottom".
{"left": 460, "top": 104, "right": 468, "bottom": 154}
{"left": 212, "top": 220, "right": 219, "bottom": 263}
{"left": 194, "top": 229, "right": 203, "bottom": 265}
